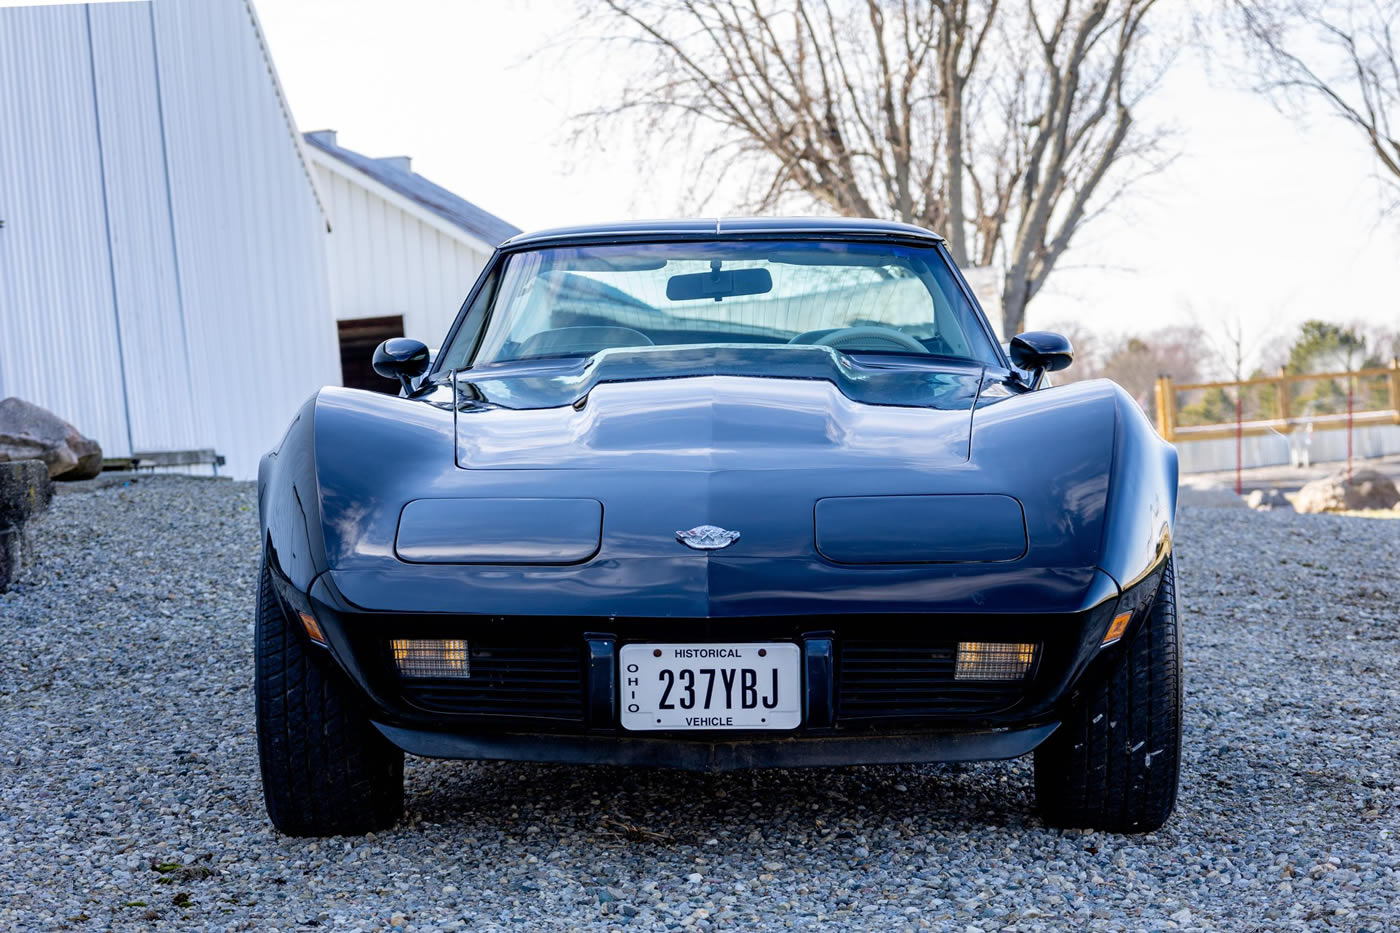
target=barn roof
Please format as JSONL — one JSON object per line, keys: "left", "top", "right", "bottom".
{"left": 303, "top": 130, "right": 520, "bottom": 246}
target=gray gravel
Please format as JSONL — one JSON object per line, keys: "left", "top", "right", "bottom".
{"left": 1, "top": 476, "right": 1397, "bottom": 931}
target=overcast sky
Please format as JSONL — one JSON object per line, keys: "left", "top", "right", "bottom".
{"left": 256, "top": 0, "right": 1399, "bottom": 370}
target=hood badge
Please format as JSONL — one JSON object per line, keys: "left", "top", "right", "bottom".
{"left": 676, "top": 525, "right": 741, "bottom": 550}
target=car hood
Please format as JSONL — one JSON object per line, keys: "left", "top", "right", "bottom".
{"left": 306, "top": 350, "right": 1121, "bottom": 616}
{"left": 434, "top": 346, "right": 989, "bottom": 470}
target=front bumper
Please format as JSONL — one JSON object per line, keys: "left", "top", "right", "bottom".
{"left": 372, "top": 721, "right": 1060, "bottom": 771}
{"left": 270, "top": 561, "right": 1167, "bottom": 767}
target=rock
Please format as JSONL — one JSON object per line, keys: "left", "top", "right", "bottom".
{"left": 0, "top": 398, "right": 103, "bottom": 480}
{"left": 1293, "top": 469, "right": 1400, "bottom": 513}
{"left": 0, "top": 524, "right": 19, "bottom": 591}
{"left": 0, "top": 459, "right": 52, "bottom": 592}
{"left": 1245, "top": 488, "right": 1292, "bottom": 511}
{"left": 0, "top": 458, "right": 52, "bottom": 526}
{"left": 1177, "top": 480, "right": 1247, "bottom": 508}
{"left": 71, "top": 445, "right": 104, "bottom": 480}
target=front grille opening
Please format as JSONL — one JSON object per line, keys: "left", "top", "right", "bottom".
{"left": 389, "top": 640, "right": 585, "bottom": 721}
{"left": 837, "top": 640, "right": 1038, "bottom": 720}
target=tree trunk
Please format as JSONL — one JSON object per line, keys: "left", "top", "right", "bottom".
{"left": 1000, "top": 274, "right": 1030, "bottom": 339}
{"left": 938, "top": 12, "right": 970, "bottom": 267}
{"left": 943, "top": 85, "right": 969, "bottom": 266}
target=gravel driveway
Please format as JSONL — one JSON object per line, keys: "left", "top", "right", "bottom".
{"left": 1, "top": 477, "right": 1396, "bottom": 931}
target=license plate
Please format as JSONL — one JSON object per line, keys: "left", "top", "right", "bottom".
{"left": 619, "top": 643, "right": 802, "bottom": 731}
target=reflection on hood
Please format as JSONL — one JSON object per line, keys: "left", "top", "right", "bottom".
{"left": 427, "top": 344, "right": 994, "bottom": 413}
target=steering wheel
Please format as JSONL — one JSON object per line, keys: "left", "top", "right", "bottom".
{"left": 798, "top": 326, "right": 927, "bottom": 354}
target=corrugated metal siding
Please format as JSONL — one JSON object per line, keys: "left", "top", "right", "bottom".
{"left": 0, "top": 4, "right": 133, "bottom": 456}
{"left": 151, "top": 0, "right": 338, "bottom": 479}
{"left": 0, "top": 0, "right": 339, "bottom": 479}
{"left": 88, "top": 2, "right": 199, "bottom": 453}
{"left": 1178, "top": 425, "right": 1400, "bottom": 473}
{"left": 315, "top": 159, "right": 490, "bottom": 345}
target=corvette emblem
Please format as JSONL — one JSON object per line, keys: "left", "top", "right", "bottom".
{"left": 676, "top": 525, "right": 741, "bottom": 550}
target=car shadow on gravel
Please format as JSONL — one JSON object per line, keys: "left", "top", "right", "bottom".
{"left": 403, "top": 757, "right": 1041, "bottom": 841}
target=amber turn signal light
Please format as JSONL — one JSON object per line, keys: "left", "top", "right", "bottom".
{"left": 297, "top": 611, "right": 327, "bottom": 645}
{"left": 1102, "top": 611, "right": 1132, "bottom": 646}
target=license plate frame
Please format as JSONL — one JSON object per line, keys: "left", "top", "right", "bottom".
{"left": 618, "top": 642, "right": 802, "bottom": 731}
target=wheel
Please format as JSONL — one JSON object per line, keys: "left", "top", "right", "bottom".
{"left": 254, "top": 557, "right": 404, "bottom": 836}
{"left": 1034, "top": 557, "right": 1182, "bottom": 833}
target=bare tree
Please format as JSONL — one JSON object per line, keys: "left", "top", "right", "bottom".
{"left": 1212, "top": 315, "right": 1254, "bottom": 382}
{"left": 1198, "top": 308, "right": 1274, "bottom": 381}
{"left": 1229, "top": 0, "right": 1400, "bottom": 195}
{"left": 1036, "top": 317, "right": 1103, "bottom": 378}
{"left": 1044, "top": 322, "right": 1205, "bottom": 423}
{"left": 571, "top": 0, "right": 1171, "bottom": 335}
{"left": 1097, "top": 325, "right": 1207, "bottom": 404}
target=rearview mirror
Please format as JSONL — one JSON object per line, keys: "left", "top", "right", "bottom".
{"left": 1009, "top": 332, "right": 1073, "bottom": 387}
{"left": 372, "top": 338, "right": 431, "bottom": 394}
{"left": 666, "top": 267, "right": 772, "bottom": 302}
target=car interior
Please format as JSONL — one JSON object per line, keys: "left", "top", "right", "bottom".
{"left": 439, "top": 242, "right": 1001, "bottom": 371}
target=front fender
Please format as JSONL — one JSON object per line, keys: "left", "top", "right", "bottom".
{"left": 1099, "top": 385, "right": 1178, "bottom": 589}
{"left": 971, "top": 378, "right": 1176, "bottom": 592}
{"left": 311, "top": 387, "right": 459, "bottom": 571}
{"left": 971, "top": 379, "right": 1116, "bottom": 575}
{"left": 258, "top": 394, "right": 328, "bottom": 592}
{"left": 259, "top": 387, "right": 455, "bottom": 592}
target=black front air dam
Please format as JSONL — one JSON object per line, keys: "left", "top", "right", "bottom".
{"left": 371, "top": 721, "right": 1059, "bottom": 772}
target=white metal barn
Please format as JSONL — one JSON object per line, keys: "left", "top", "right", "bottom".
{"left": 0, "top": 0, "right": 340, "bottom": 480}
{"left": 302, "top": 131, "right": 519, "bottom": 391}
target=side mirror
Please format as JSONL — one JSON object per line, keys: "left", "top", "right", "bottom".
{"left": 1008, "top": 331, "right": 1073, "bottom": 388}
{"left": 372, "top": 338, "right": 431, "bottom": 394}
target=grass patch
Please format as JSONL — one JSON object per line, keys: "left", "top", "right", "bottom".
{"left": 151, "top": 859, "right": 216, "bottom": 881}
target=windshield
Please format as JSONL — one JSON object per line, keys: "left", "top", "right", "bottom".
{"left": 437, "top": 239, "right": 1000, "bottom": 370}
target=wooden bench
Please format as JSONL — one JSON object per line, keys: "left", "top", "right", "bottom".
{"left": 122, "top": 449, "right": 228, "bottom": 476}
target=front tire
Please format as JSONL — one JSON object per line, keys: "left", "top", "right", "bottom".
{"left": 254, "top": 558, "right": 404, "bottom": 836}
{"left": 1034, "top": 557, "right": 1182, "bottom": 833}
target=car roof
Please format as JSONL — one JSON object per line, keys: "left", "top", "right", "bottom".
{"left": 501, "top": 217, "right": 945, "bottom": 248}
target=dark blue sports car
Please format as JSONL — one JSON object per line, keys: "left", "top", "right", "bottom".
{"left": 256, "top": 218, "right": 1181, "bottom": 836}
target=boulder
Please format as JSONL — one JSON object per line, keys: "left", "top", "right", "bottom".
{"left": 0, "top": 397, "right": 103, "bottom": 480}
{"left": 1293, "top": 468, "right": 1400, "bottom": 513}
{"left": 0, "top": 458, "right": 52, "bottom": 525}
{"left": 1245, "top": 488, "right": 1292, "bottom": 511}
{"left": 0, "top": 458, "right": 52, "bottom": 592}
{"left": 1177, "top": 480, "right": 1247, "bottom": 509}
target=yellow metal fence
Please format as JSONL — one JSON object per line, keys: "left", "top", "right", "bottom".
{"left": 1153, "top": 360, "right": 1400, "bottom": 444}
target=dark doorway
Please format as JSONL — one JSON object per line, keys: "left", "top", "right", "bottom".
{"left": 338, "top": 315, "right": 404, "bottom": 393}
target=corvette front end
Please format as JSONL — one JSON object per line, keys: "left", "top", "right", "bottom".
{"left": 255, "top": 219, "right": 1181, "bottom": 836}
